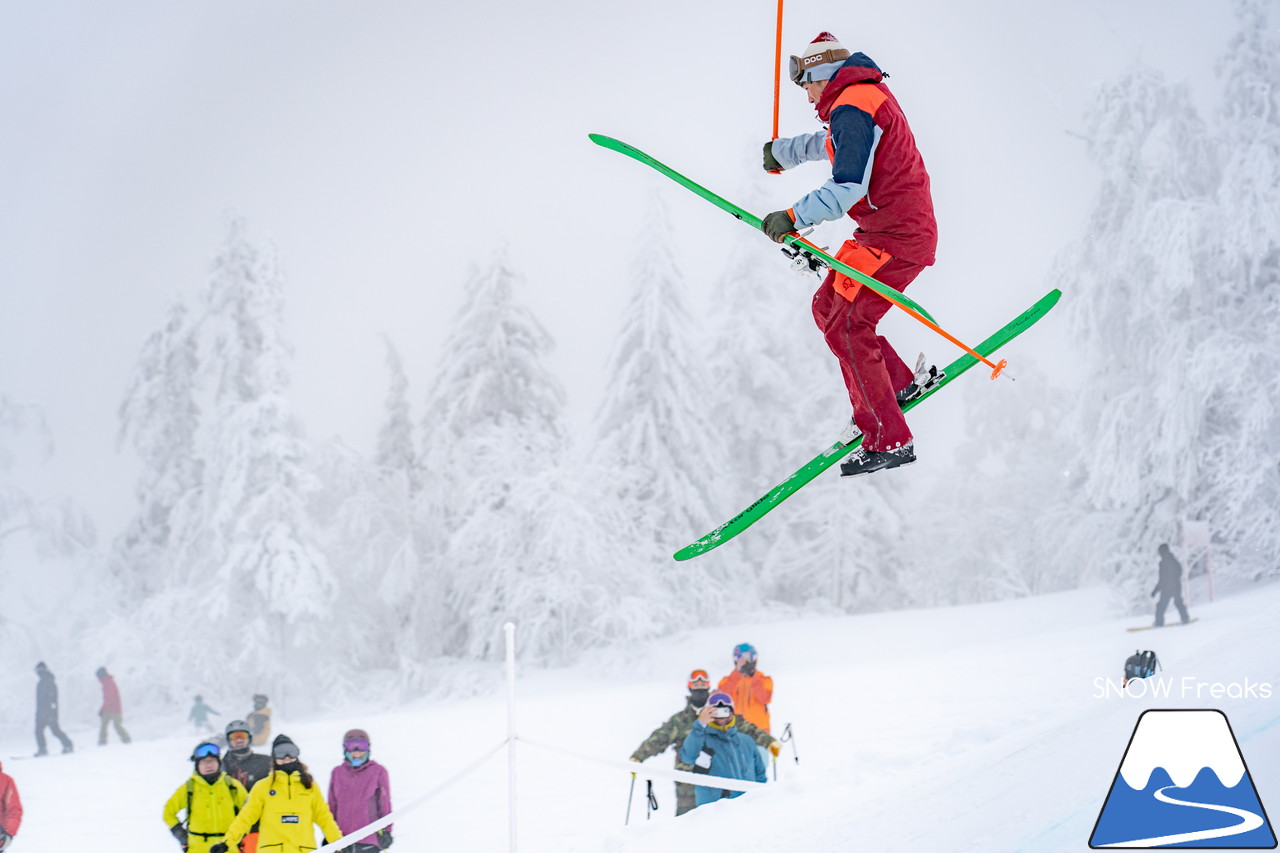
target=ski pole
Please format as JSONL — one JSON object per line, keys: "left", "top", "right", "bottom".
{"left": 772, "top": 754, "right": 777, "bottom": 782}
{"left": 646, "top": 779, "right": 658, "bottom": 820}
{"left": 787, "top": 234, "right": 1010, "bottom": 381}
{"left": 780, "top": 722, "right": 799, "bottom": 764}
{"left": 768, "top": 0, "right": 785, "bottom": 172}
{"left": 625, "top": 772, "right": 636, "bottom": 825}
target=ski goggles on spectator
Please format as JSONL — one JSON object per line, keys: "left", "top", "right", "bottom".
{"left": 687, "top": 669, "right": 710, "bottom": 688}
{"left": 193, "top": 743, "right": 221, "bottom": 759}
{"left": 344, "top": 739, "right": 370, "bottom": 752}
{"left": 272, "top": 742, "right": 300, "bottom": 760}
{"left": 707, "top": 692, "right": 734, "bottom": 716}
{"left": 788, "top": 48, "right": 848, "bottom": 84}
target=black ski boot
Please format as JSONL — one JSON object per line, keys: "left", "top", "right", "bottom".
{"left": 896, "top": 353, "right": 945, "bottom": 405}
{"left": 839, "top": 440, "right": 916, "bottom": 478}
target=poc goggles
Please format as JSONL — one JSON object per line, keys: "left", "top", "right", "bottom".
{"left": 788, "top": 48, "right": 850, "bottom": 84}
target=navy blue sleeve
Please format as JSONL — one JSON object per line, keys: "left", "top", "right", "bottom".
{"left": 828, "top": 104, "right": 879, "bottom": 185}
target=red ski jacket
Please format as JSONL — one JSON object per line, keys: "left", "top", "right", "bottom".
{"left": 0, "top": 761, "right": 23, "bottom": 838}
{"left": 814, "top": 54, "right": 938, "bottom": 266}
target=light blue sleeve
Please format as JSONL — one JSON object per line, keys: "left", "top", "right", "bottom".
{"left": 768, "top": 130, "right": 829, "bottom": 170}
{"left": 790, "top": 178, "right": 865, "bottom": 229}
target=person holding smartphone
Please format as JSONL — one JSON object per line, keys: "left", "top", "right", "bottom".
{"left": 677, "top": 692, "right": 767, "bottom": 810}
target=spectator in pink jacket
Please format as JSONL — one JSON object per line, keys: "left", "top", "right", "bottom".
{"left": 96, "top": 666, "right": 131, "bottom": 746}
{"left": 327, "top": 728, "right": 392, "bottom": 851}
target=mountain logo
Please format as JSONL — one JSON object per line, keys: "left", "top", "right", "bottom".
{"left": 1090, "top": 709, "right": 1276, "bottom": 848}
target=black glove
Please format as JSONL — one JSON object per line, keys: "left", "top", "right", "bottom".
{"left": 762, "top": 210, "right": 796, "bottom": 243}
{"left": 208, "top": 844, "right": 228, "bottom": 853}
{"left": 169, "top": 824, "right": 188, "bottom": 846}
{"left": 378, "top": 829, "right": 394, "bottom": 849}
{"left": 763, "top": 141, "right": 783, "bottom": 172}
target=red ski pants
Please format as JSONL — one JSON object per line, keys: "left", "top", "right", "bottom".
{"left": 811, "top": 240, "right": 926, "bottom": 451}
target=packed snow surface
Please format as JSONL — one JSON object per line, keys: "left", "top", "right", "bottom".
{"left": 4, "top": 583, "right": 1278, "bottom": 852}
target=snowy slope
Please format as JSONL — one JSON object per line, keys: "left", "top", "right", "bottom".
{"left": 4, "top": 583, "right": 1278, "bottom": 852}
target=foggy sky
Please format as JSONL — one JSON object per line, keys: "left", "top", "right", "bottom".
{"left": 0, "top": 0, "right": 1238, "bottom": 535}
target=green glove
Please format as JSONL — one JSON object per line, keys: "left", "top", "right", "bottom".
{"left": 762, "top": 210, "right": 796, "bottom": 243}
{"left": 763, "top": 141, "right": 783, "bottom": 172}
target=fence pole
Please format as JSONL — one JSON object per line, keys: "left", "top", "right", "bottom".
{"left": 505, "top": 622, "right": 518, "bottom": 853}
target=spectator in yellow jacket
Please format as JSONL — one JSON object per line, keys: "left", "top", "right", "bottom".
{"left": 162, "top": 742, "right": 248, "bottom": 853}
{"left": 212, "top": 735, "right": 342, "bottom": 853}
{"left": 717, "top": 643, "right": 774, "bottom": 733}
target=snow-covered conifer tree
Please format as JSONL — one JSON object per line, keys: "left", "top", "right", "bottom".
{"left": 591, "top": 192, "right": 730, "bottom": 616}
{"left": 423, "top": 248, "right": 601, "bottom": 661}
{"left": 1053, "top": 20, "right": 1280, "bottom": 607}
{"left": 114, "top": 301, "right": 203, "bottom": 597}
{"left": 196, "top": 219, "right": 333, "bottom": 698}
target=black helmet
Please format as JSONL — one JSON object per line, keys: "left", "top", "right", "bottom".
{"left": 191, "top": 741, "right": 221, "bottom": 763}
{"left": 225, "top": 719, "right": 252, "bottom": 739}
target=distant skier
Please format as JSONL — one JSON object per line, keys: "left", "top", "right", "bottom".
{"left": 717, "top": 644, "right": 774, "bottom": 733}
{"left": 32, "top": 662, "right": 73, "bottom": 757}
{"left": 0, "top": 759, "right": 22, "bottom": 851}
{"left": 1152, "top": 543, "right": 1191, "bottom": 627}
{"left": 162, "top": 742, "right": 247, "bottom": 853}
{"left": 328, "top": 728, "right": 393, "bottom": 851}
{"left": 761, "top": 32, "right": 940, "bottom": 477}
{"left": 630, "top": 669, "right": 778, "bottom": 816}
{"left": 96, "top": 666, "right": 132, "bottom": 745}
{"left": 246, "top": 694, "right": 271, "bottom": 746}
{"left": 677, "top": 692, "right": 767, "bottom": 810}
{"left": 190, "top": 695, "right": 220, "bottom": 730}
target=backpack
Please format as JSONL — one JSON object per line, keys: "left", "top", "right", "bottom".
{"left": 1124, "top": 649, "right": 1161, "bottom": 684}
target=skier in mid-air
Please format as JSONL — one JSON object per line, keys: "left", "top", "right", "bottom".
{"left": 761, "top": 32, "right": 940, "bottom": 477}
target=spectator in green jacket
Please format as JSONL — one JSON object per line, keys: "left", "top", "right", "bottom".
{"left": 629, "top": 669, "right": 777, "bottom": 816}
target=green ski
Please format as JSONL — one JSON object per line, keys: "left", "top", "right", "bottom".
{"left": 673, "top": 288, "right": 1061, "bottom": 560}
{"left": 588, "top": 133, "right": 938, "bottom": 324}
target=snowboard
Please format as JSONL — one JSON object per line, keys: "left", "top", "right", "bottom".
{"left": 674, "top": 288, "right": 1061, "bottom": 560}
{"left": 1126, "top": 618, "right": 1199, "bottom": 632}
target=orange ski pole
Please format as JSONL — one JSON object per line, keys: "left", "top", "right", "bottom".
{"left": 793, "top": 235, "right": 1010, "bottom": 380}
{"left": 767, "top": 0, "right": 784, "bottom": 174}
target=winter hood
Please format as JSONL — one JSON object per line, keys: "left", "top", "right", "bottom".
{"left": 815, "top": 52, "right": 885, "bottom": 121}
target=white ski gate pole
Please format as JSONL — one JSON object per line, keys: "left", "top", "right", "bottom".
{"left": 505, "top": 622, "right": 518, "bottom": 853}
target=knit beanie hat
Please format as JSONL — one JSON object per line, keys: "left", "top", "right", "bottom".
{"left": 791, "top": 32, "right": 851, "bottom": 84}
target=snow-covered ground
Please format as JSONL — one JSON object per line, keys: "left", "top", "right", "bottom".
{"left": 5, "top": 583, "right": 1278, "bottom": 852}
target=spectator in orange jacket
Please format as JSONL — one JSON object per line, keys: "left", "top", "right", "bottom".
{"left": 717, "top": 643, "right": 773, "bottom": 733}
{"left": 0, "top": 759, "right": 22, "bottom": 850}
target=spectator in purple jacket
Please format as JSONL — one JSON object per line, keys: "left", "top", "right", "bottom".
{"left": 327, "top": 728, "right": 392, "bottom": 851}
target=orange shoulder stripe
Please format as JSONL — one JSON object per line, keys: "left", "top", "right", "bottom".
{"left": 832, "top": 83, "right": 888, "bottom": 118}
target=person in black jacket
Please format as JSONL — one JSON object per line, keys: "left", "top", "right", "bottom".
{"left": 220, "top": 719, "right": 272, "bottom": 852}
{"left": 1152, "top": 543, "right": 1191, "bottom": 627}
{"left": 33, "top": 662, "right": 74, "bottom": 756}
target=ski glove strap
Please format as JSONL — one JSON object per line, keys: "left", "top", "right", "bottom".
{"left": 762, "top": 210, "right": 796, "bottom": 243}
{"left": 763, "top": 141, "right": 783, "bottom": 173}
